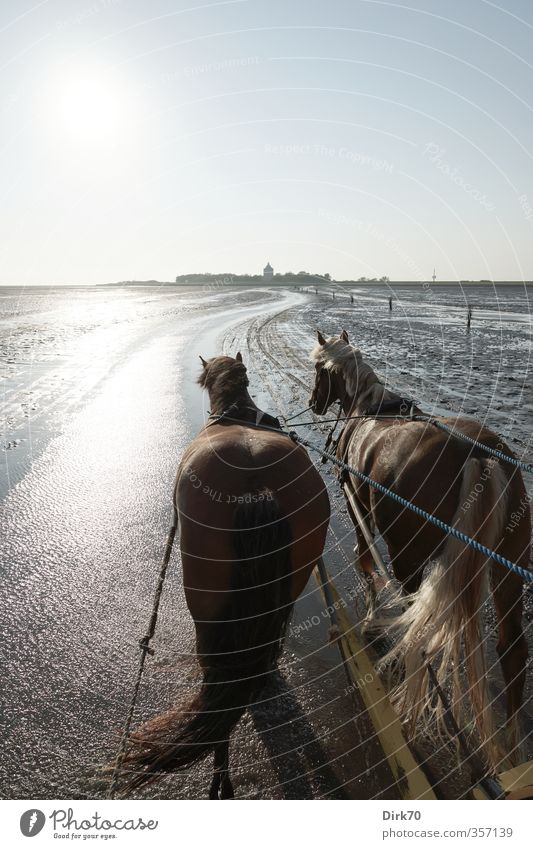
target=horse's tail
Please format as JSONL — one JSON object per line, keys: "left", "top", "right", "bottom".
{"left": 384, "top": 457, "right": 508, "bottom": 766}
{"left": 121, "top": 488, "right": 293, "bottom": 793}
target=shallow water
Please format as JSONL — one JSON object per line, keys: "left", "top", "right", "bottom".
{"left": 1, "top": 285, "right": 386, "bottom": 800}
{"left": 1, "top": 282, "right": 531, "bottom": 799}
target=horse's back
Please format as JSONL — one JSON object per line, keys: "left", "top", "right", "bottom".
{"left": 344, "top": 414, "right": 530, "bottom": 563}
{"left": 177, "top": 424, "right": 330, "bottom": 619}
{"left": 178, "top": 422, "right": 325, "bottom": 503}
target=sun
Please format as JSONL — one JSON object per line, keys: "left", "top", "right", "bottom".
{"left": 47, "top": 66, "right": 130, "bottom": 146}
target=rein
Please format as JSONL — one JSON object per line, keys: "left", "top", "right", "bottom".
{"left": 318, "top": 396, "right": 417, "bottom": 463}
{"left": 283, "top": 403, "right": 314, "bottom": 422}
{"left": 291, "top": 398, "right": 533, "bottom": 477}
{"left": 108, "top": 504, "right": 178, "bottom": 798}
{"left": 290, "top": 431, "right": 533, "bottom": 585}
{"left": 207, "top": 402, "right": 285, "bottom": 433}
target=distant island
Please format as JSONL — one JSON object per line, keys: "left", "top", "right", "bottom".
{"left": 113, "top": 274, "right": 532, "bottom": 287}
{"left": 115, "top": 270, "right": 386, "bottom": 286}
{"left": 113, "top": 261, "right": 530, "bottom": 287}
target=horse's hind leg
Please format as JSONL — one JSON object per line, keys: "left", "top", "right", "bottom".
{"left": 491, "top": 566, "right": 528, "bottom": 762}
{"left": 209, "top": 740, "right": 234, "bottom": 800}
{"left": 390, "top": 553, "right": 424, "bottom": 596}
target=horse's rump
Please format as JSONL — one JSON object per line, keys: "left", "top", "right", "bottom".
{"left": 199, "top": 488, "right": 294, "bottom": 677}
{"left": 121, "top": 489, "right": 295, "bottom": 792}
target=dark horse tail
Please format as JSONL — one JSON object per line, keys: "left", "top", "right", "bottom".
{"left": 121, "top": 489, "right": 293, "bottom": 793}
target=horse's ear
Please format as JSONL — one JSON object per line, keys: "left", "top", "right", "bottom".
{"left": 317, "top": 329, "right": 326, "bottom": 345}
{"left": 199, "top": 355, "right": 207, "bottom": 367}
{"left": 340, "top": 329, "right": 349, "bottom": 343}
{"left": 235, "top": 351, "right": 243, "bottom": 363}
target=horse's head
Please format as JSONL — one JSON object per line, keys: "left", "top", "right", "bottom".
{"left": 197, "top": 351, "right": 249, "bottom": 397}
{"left": 309, "top": 329, "right": 351, "bottom": 414}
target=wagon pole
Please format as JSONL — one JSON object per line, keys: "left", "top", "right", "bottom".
{"left": 341, "top": 483, "right": 389, "bottom": 578}
{"left": 314, "top": 558, "right": 437, "bottom": 800}
{"left": 334, "top": 488, "right": 503, "bottom": 798}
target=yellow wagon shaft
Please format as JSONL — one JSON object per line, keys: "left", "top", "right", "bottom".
{"left": 313, "top": 561, "right": 437, "bottom": 800}
{"left": 315, "top": 558, "right": 533, "bottom": 802}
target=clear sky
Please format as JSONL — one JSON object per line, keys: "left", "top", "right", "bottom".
{"left": 1, "top": 0, "right": 533, "bottom": 284}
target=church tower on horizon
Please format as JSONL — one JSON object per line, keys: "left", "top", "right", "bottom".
{"left": 263, "top": 261, "right": 274, "bottom": 279}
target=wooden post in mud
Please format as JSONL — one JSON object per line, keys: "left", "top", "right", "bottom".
{"left": 388, "top": 296, "right": 393, "bottom": 311}
{"left": 350, "top": 294, "right": 354, "bottom": 304}
{"left": 467, "top": 305, "right": 473, "bottom": 330}
{"left": 332, "top": 291, "right": 335, "bottom": 300}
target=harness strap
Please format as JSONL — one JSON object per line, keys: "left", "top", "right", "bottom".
{"left": 207, "top": 405, "right": 285, "bottom": 433}
{"left": 364, "top": 397, "right": 417, "bottom": 417}
{"left": 289, "top": 410, "right": 533, "bottom": 475}
{"left": 416, "top": 416, "right": 533, "bottom": 475}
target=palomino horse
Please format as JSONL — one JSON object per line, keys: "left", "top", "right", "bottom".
{"left": 123, "top": 353, "right": 330, "bottom": 797}
{"left": 310, "top": 330, "right": 530, "bottom": 766}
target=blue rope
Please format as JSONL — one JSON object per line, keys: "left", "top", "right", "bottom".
{"left": 417, "top": 416, "right": 533, "bottom": 476}
{"left": 291, "top": 433, "right": 533, "bottom": 585}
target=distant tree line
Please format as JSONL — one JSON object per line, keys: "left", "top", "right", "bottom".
{"left": 174, "top": 271, "right": 336, "bottom": 284}
{"left": 173, "top": 272, "right": 390, "bottom": 285}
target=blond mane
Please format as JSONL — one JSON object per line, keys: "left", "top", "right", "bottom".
{"left": 311, "top": 335, "right": 398, "bottom": 409}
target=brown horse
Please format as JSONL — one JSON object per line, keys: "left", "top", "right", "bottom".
{"left": 123, "top": 352, "right": 330, "bottom": 797}
{"left": 310, "top": 330, "right": 531, "bottom": 766}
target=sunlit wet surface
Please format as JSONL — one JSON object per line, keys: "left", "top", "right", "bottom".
{"left": 1, "top": 286, "right": 383, "bottom": 799}
{"left": 1, "top": 283, "right": 531, "bottom": 799}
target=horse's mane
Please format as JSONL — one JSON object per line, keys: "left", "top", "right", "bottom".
{"left": 198, "top": 356, "right": 249, "bottom": 409}
{"left": 311, "top": 336, "right": 397, "bottom": 408}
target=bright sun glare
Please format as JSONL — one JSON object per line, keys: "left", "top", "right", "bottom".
{"left": 49, "top": 68, "right": 128, "bottom": 146}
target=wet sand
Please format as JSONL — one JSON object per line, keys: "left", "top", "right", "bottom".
{"left": 228, "top": 283, "right": 533, "bottom": 797}
{"left": 1, "top": 283, "right": 531, "bottom": 799}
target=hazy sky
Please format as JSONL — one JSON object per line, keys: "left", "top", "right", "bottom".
{"left": 1, "top": 0, "right": 533, "bottom": 284}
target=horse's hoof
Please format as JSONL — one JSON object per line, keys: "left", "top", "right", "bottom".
{"left": 220, "top": 778, "right": 235, "bottom": 799}
{"left": 209, "top": 774, "right": 234, "bottom": 799}
{"left": 208, "top": 778, "right": 221, "bottom": 800}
